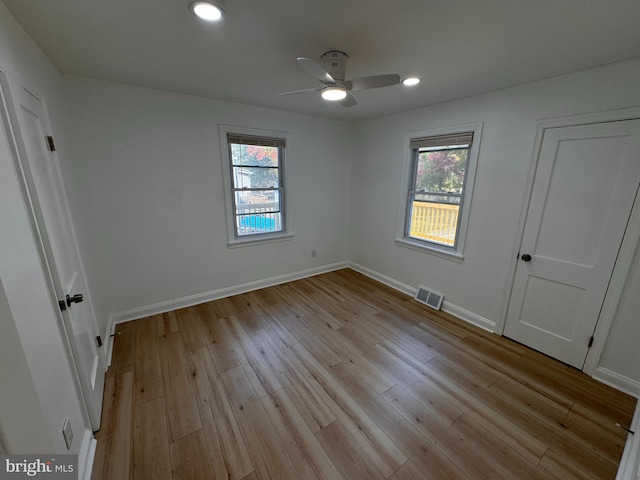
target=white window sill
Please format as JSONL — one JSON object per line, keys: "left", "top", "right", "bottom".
{"left": 394, "top": 237, "right": 464, "bottom": 262}
{"left": 228, "top": 232, "right": 294, "bottom": 248}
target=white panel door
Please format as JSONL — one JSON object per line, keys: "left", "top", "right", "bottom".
{"left": 504, "top": 119, "right": 640, "bottom": 368}
{"left": 1, "top": 74, "right": 106, "bottom": 429}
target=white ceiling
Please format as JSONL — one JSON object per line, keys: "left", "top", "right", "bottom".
{"left": 4, "top": 0, "right": 640, "bottom": 121}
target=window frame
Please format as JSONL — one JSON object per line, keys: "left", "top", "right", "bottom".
{"left": 396, "top": 123, "right": 483, "bottom": 260}
{"left": 219, "top": 125, "right": 293, "bottom": 247}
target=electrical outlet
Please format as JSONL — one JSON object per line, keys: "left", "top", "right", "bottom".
{"left": 62, "top": 418, "right": 73, "bottom": 450}
{"left": 311, "top": 249, "right": 317, "bottom": 257}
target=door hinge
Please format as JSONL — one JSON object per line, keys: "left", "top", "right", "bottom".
{"left": 588, "top": 336, "right": 594, "bottom": 348}
{"left": 96, "top": 335, "right": 103, "bottom": 348}
{"left": 46, "top": 135, "right": 56, "bottom": 151}
{"left": 58, "top": 299, "right": 67, "bottom": 311}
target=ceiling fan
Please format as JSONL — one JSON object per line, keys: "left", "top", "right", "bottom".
{"left": 278, "top": 50, "right": 401, "bottom": 107}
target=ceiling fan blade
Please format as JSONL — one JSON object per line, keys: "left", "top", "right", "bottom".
{"left": 277, "top": 87, "right": 321, "bottom": 96}
{"left": 339, "top": 92, "right": 357, "bottom": 108}
{"left": 297, "top": 57, "right": 336, "bottom": 83}
{"left": 343, "top": 74, "right": 400, "bottom": 91}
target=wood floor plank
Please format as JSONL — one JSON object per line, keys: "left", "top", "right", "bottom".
{"left": 491, "top": 376, "right": 625, "bottom": 461}
{"left": 261, "top": 389, "right": 343, "bottom": 480}
{"left": 382, "top": 385, "right": 508, "bottom": 480}
{"left": 539, "top": 447, "right": 602, "bottom": 480}
{"left": 407, "top": 358, "right": 548, "bottom": 464}
{"left": 433, "top": 350, "right": 500, "bottom": 388}
{"left": 402, "top": 378, "right": 463, "bottom": 427}
{"left": 299, "top": 313, "right": 395, "bottom": 394}
{"left": 201, "top": 313, "right": 242, "bottom": 374}
{"left": 221, "top": 366, "right": 301, "bottom": 480}
{"left": 450, "top": 414, "right": 554, "bottom": 480}
{"left": 425, "top": 353, "right": 621, "bottom": 478}
{"left": 109, "top": 322, "right": 136, "bottom": 378}
{"left": 158, "top": 331, "right": 202, "bottom": 442}
{"left": 92, "top": 372, "right": 133, "bottom": 480}
{"left": 156, "top": 310, "right": 179, "bottom": 336}
{"left": 90, "top": 377, "right": 112, "bottom": 480}
{"left": 458, "top": 334, "right": 575, "bottom": 411}
{"left": 94, "top": 269, "right": 634, "bottom": 480}
{"left": 260, "top": 302, "right": 302, "bottom": 348}
{"left": 488, "top": 375, "right": 570, "bottom": 417}
{"left": 176, "top": 307, "right": 207, "bottom": 353}
{"left": 186, "top": 346, "right": 253, "bottom": 480}
{"left": 228, "top": 293, "right": 268, "bottom": 332}
{"left": 347, "top": 334, "right": 422, "bottom": 390}
{"left": 250, "top": 329, "right": 336, "bottom": 432}
{"left": 305, "top": 274, "right": 380, "bottom": 317}
{"left": 567, "top": 402, "right": 630, "bottom": 448}
{"left": 336, "top": 318, "right": 386, "bottom": 351}
{"left": 265, "top": 303, "right": 342, "bottom": 369}
{"left": 133, "top": 315, "right": 163, "bottom": 406}
{"left": 315, "top": 420, "right": 386, "bottom": 480}
{"left": 328, "top": 360, "right": 472, "bottom": 480}
{"left": 169, "top": 429, "right": 214, "bottom": 480}
{"left": 207, "top": 296, "right": 235, "bottom": 320}
{"left": 219, "top": 315, "right": 282, "bottom": 397}
{"left": 286, "top": 344, "right": 407, "bottom": 477}
{"left": 389, "top": 460, "right": 430, "bottom": 480}
{"left": 132, "top": 396, "right": 172, "bottom": 480}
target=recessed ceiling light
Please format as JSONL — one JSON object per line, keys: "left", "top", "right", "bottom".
{"left": 402, "top": 77, "right": 421, "bottom": 86}
{"left": 190, "top": 1, "right": 224, "bottom": 21}
{"left": 321, "top": 86, "right": 348, "bottom": 101}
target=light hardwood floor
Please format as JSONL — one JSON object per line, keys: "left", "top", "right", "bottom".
{"left": 92, "top": 269, "right": 637, "bottom": 480}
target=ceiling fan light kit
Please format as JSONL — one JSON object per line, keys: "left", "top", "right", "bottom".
{"left": 321, "top": 85, "right": 348, "bottom": 101}
{"left": 190, "top": 1, "right": 225, "bottom": 21}
{"left": 403, "top": 76, "right": 421, "bottom": 86}
{"left": 278, "top": 50, "right": 402, "bottom": 108}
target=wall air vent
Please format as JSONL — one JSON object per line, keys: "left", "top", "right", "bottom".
{"left": 414, "top": 285, "right": 444, "bottom": 310}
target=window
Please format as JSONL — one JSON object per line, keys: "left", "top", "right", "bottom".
{"left": 220, "top": 127, "right": 291, "bottom": 246}
{"left": 401, "top": 126, "right": 481, "bottom": 256}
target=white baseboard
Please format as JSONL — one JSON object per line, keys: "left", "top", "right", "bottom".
{"left": 348, "top": 263, "right": 416, "bottom": 296}
{"left": 348, "top": 262, "right": 496, "bottom": 333}
{"left": 616, "top": 401, "right": 640, "bottom": 480}
{"left": 104, "top": 262, "right": 349, "bottom": 361}
{"left": 592, "top": 367, "right": 640, "bottom": 399}
{"left": 441, "top": 302, "right": 496, "bottom": 332}
{"left": 78, "top": 429, "right": 96, "bottom": 480}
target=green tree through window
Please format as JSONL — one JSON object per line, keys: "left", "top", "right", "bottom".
{"left": 416, "top": 147, "right": 468, "bottom": 194}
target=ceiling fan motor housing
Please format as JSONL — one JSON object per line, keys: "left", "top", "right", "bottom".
{"left": 321, "top": 51, "right": 348, "bottom": 82}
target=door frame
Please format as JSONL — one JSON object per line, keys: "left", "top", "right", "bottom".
{"left": 0, "top": 71, "right": 106, "bottom": 426}
{"left": 497, "top": 106, "right": 640, "bottom": 375}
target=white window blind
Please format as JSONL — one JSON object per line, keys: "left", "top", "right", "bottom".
{"left": 227, "top": 134, "right": 286, "bottom": 148}
{"left": 410, "top": 132, "right": 473, "bottom": 149}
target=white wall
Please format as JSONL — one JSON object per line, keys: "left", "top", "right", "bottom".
{"left": 0, "top": 278, "right": 51, "bottom": 453}
{"left": 63, "top": 76, "right": 353, "bottom": 335}
{"left": 350, "top": 59, "right": 640, "bottom": 385}
{"left": 598, "top": 240, "right": 640, "bottom": 390}
{"left": 0, "top": 0, "right": 91, "bottom": 456}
